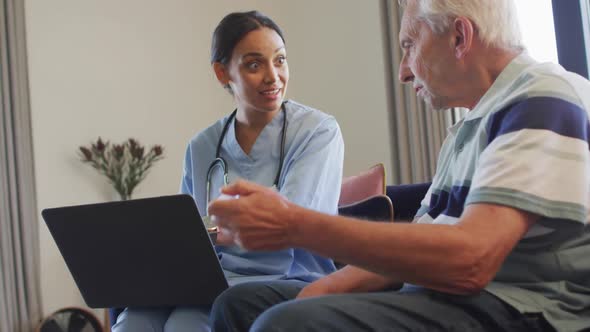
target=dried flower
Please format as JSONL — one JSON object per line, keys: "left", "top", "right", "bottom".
{"left": 78, "top": 137, "right": 165, "bottom": 200}
{"left": 153, "top": 145, "right": 163, "bottom": 156}
{"left": 79, "top": 146, "right": 93, "bottom": 161}
{"left": 113, "top": 144, "right": 125, "bottom": 161}
{"left": 96, "top": 137, "right": 106, "bottom": 151}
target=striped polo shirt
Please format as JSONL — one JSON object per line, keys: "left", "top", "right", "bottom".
{"left": 415, "top": 54, "right": 590, "bottom": 331}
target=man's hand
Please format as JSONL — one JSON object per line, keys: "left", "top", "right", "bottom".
{"left": 208, "top": 180, "right": 298, "bottom": 250}
{"left": 297, "top": 279, "right": 335, "bottom": 299}
{"left": 297, "top": 265, "right": 400, "bottom": 299}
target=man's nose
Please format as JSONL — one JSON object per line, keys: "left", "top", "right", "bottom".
{"left": 398, "top": 59, "right": 414, "bottom": 84}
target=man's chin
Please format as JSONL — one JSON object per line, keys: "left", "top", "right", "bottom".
{"left": 421, "top": 97, "right": 436, "bottom": 110}
{"left": 422, "top": 97, "right": 449, "bottom": 112}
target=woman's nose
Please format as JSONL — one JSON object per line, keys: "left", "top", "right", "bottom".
{"left": 264, "top": 66, "right": 279, "bottom": 84}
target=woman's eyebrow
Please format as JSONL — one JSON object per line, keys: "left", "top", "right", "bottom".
{"left": 241, "top": 47, "right": 286, "bottom": 60}
{"left": 241, "top": 52, "right": 264, "bottom": 59}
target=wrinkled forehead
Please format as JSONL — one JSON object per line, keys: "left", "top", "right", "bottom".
{"left": 399, "top": 3, "right": 421, "bottom": 39}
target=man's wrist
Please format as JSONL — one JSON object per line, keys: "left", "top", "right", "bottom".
{"left": 286, "top": 203, "right": 309, "bottom": 248}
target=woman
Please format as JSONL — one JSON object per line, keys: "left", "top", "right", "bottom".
{"left": 112, "top": 10, "right": 344, "bottom": 332}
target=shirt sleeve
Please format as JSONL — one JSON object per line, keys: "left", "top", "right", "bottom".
{"left": 466, "top": 96, "right": 590, "bottom": 225}
{"left": 179, "top": 143, "right": 194, "bottom": 196}
{"left": 279, "top": 117, "right": 344, "bottom": 215}
{"left": 415, "top": 185, "right": 433, "bottom": 220}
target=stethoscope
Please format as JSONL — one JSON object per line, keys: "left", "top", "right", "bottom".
{"left": 205, "top": 102, "right": 288, "bottom": 210}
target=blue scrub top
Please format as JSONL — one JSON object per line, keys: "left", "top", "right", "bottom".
{"left": 180, "top": 100, "right": 344, "bottom": 282}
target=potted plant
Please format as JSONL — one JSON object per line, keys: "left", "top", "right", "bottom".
{"left": 78, "top": 137, "right": 164, "bottom": 200}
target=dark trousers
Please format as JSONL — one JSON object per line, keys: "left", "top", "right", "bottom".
{"left": 210, "top": 280, "right": 553, "bottom": 332}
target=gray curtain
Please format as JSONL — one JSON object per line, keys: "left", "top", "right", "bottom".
{"left": 381, "top": 0, "right": 465, "bottom": 184}
{"left": 0, "top": 0, "right": 43, "bottom": 331}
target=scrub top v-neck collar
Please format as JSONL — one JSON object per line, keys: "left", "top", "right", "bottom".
{"left": 224, "top": 109, "right": 285, "bottom": 165}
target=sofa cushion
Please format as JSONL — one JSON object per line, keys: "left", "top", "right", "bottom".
{"left": 339, "top": 163, "right": 386, "bottom": 207}
{"left": 338, "top": 195, "right": 394, "bottom": 222}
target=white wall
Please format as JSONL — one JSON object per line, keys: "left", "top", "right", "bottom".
{"left": 25, "top": 0, "right": 392, "bottom": 317}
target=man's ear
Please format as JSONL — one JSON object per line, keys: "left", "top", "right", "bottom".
{"left": 213, "top": 62, "right": 230, "bottom": 86}
{"left": 452, "top": 17, "right": 474, "bottom": 59}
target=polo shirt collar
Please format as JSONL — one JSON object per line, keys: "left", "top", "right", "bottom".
{"left": 463, "top": 52, "right": 537, "bottom": 122}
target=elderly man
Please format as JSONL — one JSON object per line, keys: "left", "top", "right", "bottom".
{"left": 208, "top": 0, "right": 590, "bottom": 331}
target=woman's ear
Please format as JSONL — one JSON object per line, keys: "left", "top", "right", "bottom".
{"left": 213, "top": 62, "right": 230, "bottom": 86}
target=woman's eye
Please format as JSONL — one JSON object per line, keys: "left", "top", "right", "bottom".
{"left": 276, "top": 56, "right": 286, "bottom": 65}
{"left": 247, "top": 62, "right": 260, "bottom": 70}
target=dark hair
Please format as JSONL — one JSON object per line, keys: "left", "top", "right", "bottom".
{"left": 211, "top": 11, "right": 285, "bottom": 65}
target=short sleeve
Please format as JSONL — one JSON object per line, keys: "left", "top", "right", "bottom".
{"left": 279, "top": 117, "right": 344, "bottom": 214}
{"left": 415, "top": 185, "right": 433, "bottom": 220}
{"left": 179, "top": 143, "right": 194, "bottom": 196}
{"left": 467, "top": 96, "right": 590, "bottom": 225}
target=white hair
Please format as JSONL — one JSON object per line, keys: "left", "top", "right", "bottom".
{"left": 399, "top": 0, "right": 524, "bottom": 51}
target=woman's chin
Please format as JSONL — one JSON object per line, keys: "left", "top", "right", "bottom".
{"left": 255, "top": 100, "right": 284, "bottom": 112}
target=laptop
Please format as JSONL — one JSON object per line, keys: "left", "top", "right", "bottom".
{"left": 42, "top": 194, "right": 229, "bottom": 308}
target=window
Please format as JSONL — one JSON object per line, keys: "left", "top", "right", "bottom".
{"left": 550, "top": 0, "right": 589, "bottom": 78}
{"left": 581, "top": 0, "right": 590, "bottom": 72}
{"left": 514, "top": 0, "right": 559, "bottom": 64}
